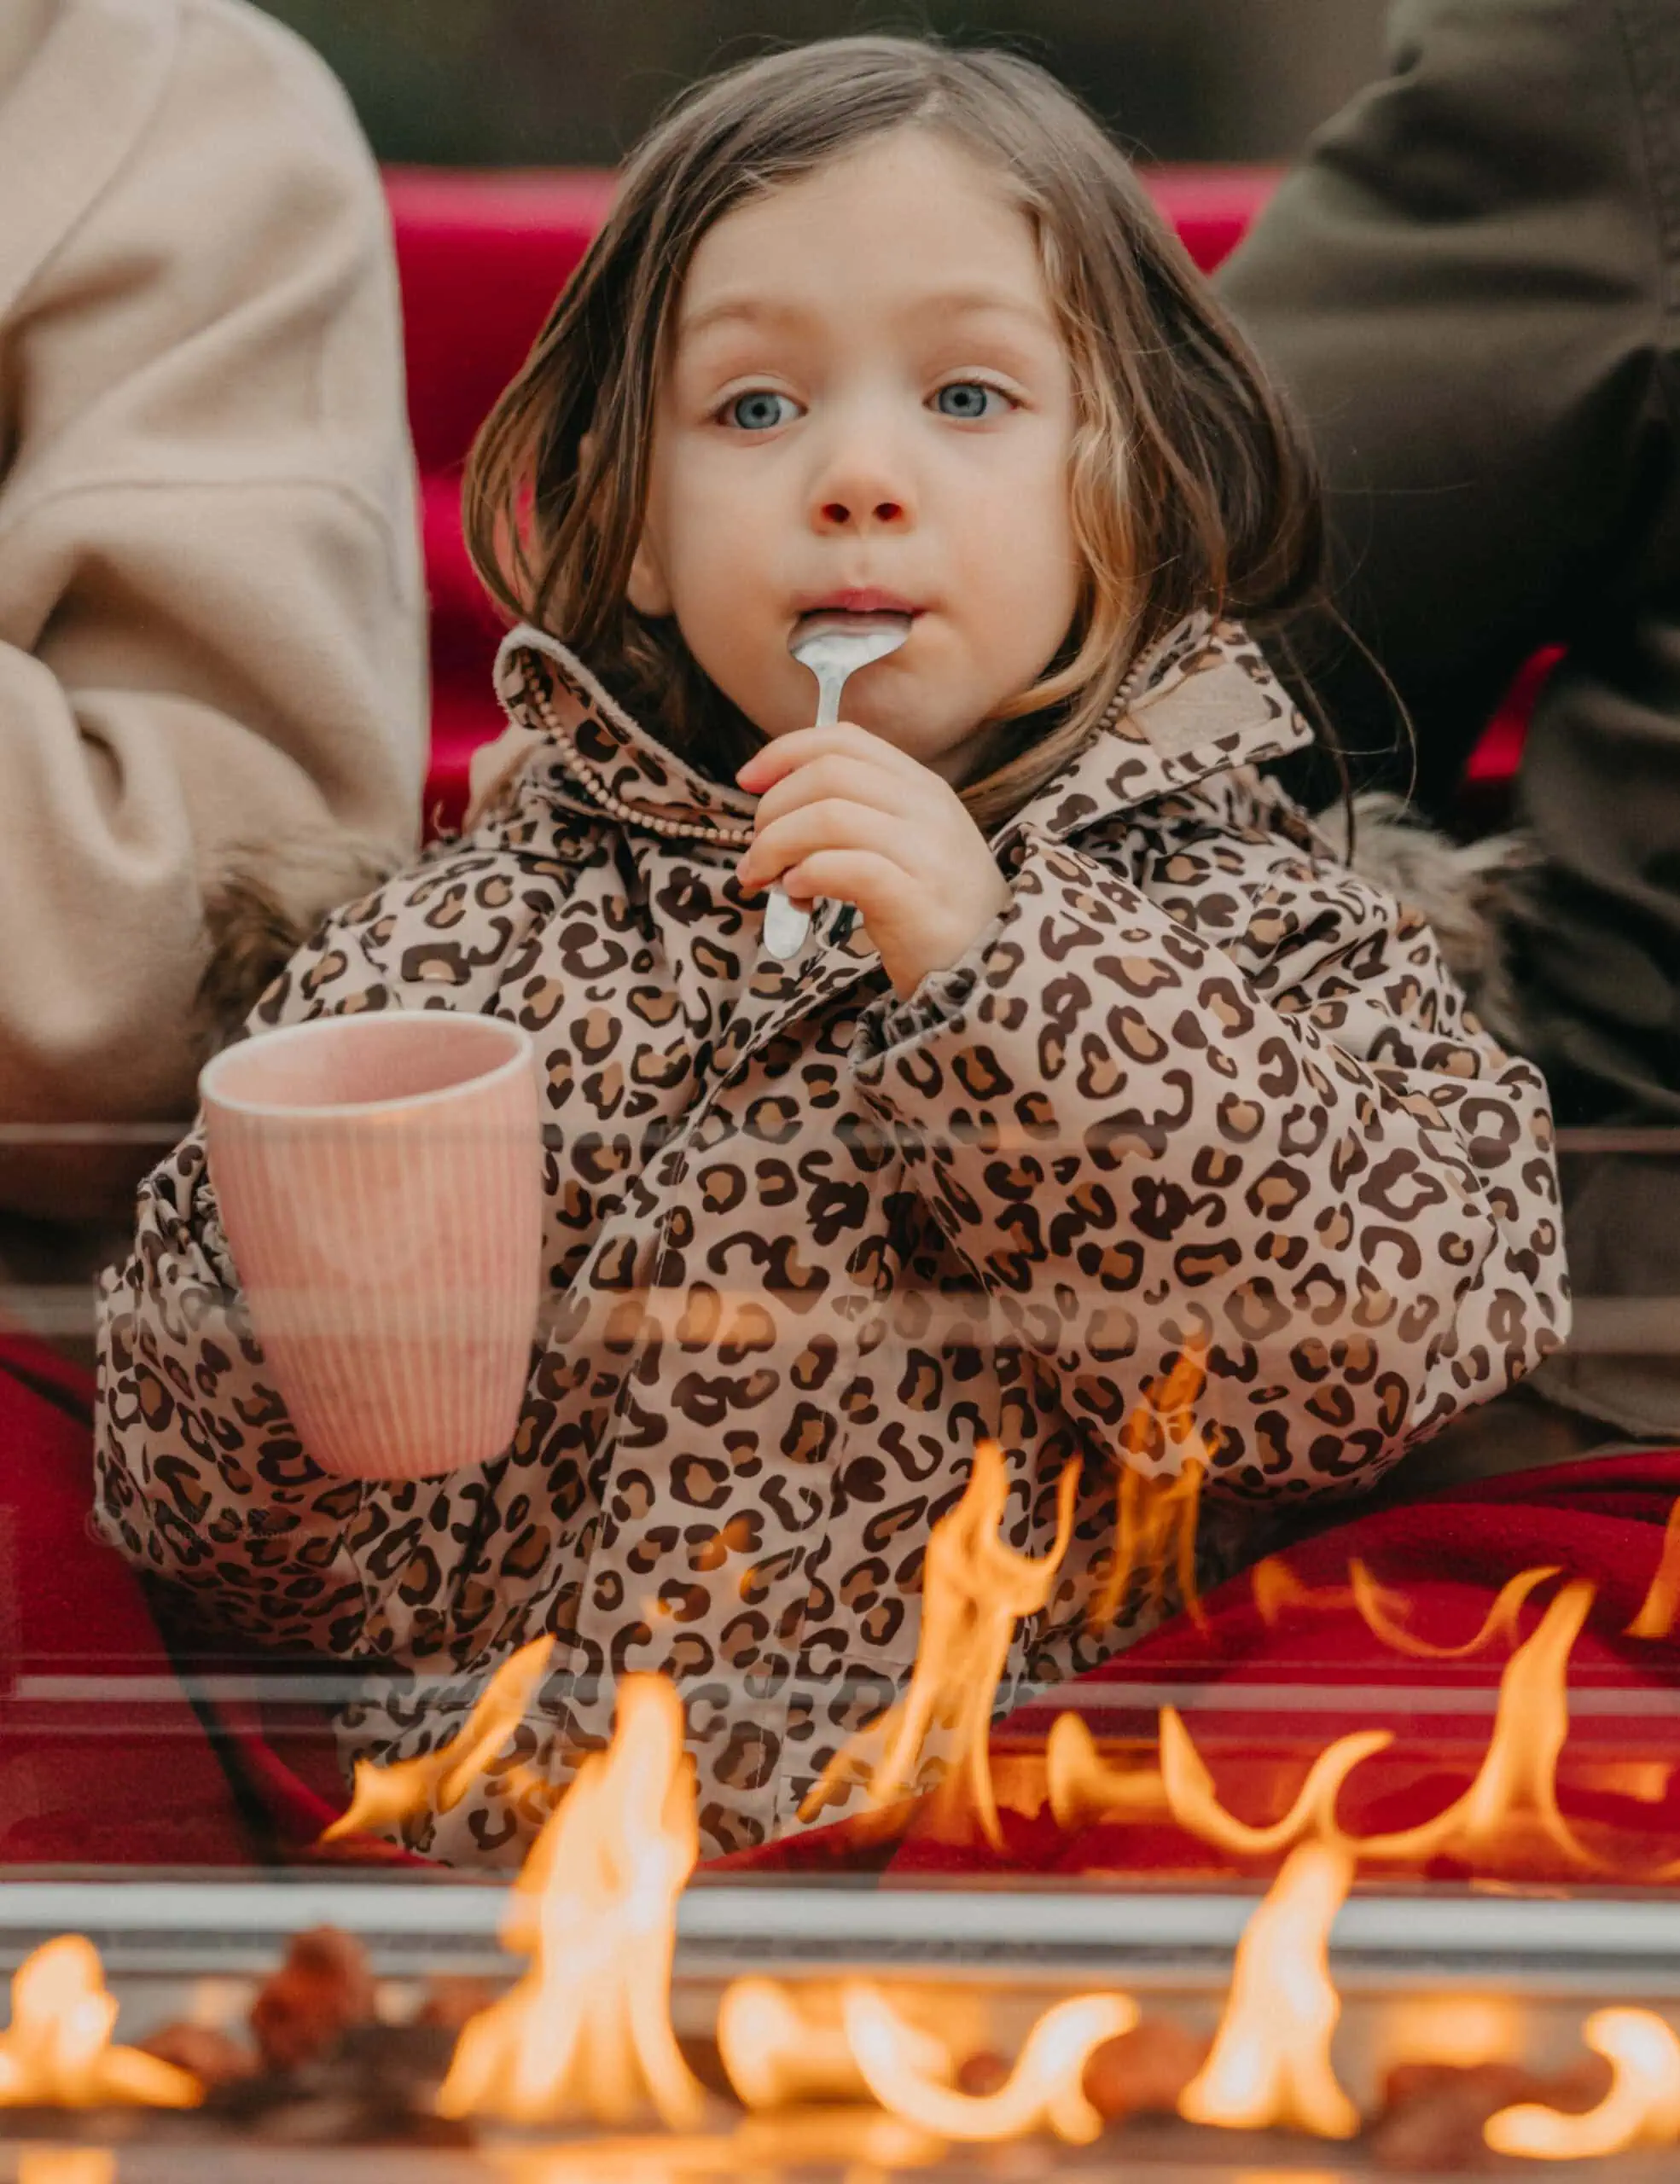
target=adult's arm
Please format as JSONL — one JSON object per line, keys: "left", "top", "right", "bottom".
{"left": 0, "top": 0, "right": 426, "bottom": 1213}
{"left": 1218, "top": 0, "right": 1669, "bottom": 816}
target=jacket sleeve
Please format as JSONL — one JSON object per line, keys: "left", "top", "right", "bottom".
{"left": 0, "top": 1, "right": 426, "bottom": 1213}
{"left": 1216, "top": 0, "right": 1665, "bottom": 817}
{"left": 847, "top": 783, "right": 1569, "bottom": 1500}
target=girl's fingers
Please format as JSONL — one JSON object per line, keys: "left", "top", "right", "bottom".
{"left": 776, "top": 847, "right": 910, "bottom": 922}
{"left": 736, "top": 723, "right": 929, "bottom": 796}
{"left": 751, "top": 752, "right": 929, "bottom": 834}
{"left": 736, "top": 800, "right": 916, "bottom": 893}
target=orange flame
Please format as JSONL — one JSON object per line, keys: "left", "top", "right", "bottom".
{"left": 717, "top": 1978, "right": 871, "bottom": 2111}
{"left": 842, "top": 1980, "right": 1136, "bottom": 2145}
{"left": 437, "top": 1673, "right": 704, "bottom": 2130}
{"left": 1090, "top": 1342, "right": 1209, "bottom": 1633}
{"left": 1628, "top": 1500, "right": 1680, "bottom": 1640}
{"left": 799, "top": 1440, "right": 1078, "bottom": 1847}
{"left": 1160, "top": 1579, "right": 1602, "bottom": 1877}
{"left": 0, "top": 1938, "right": 200, "bottom": 2110}
{"left": 734, "top": 2109, "right": 946, "bottom": 2170}
{"left": 1178, "top": 1841, "right": 1358, "bottom": 2139}
{"left": 496, "top": 2147, "right": 735, "bottom": 2184}
{"left": 1352, "top": 1579, "right": 1603, "bottom": 1873}
{"left": 1383, "top": 1994, "right": 1525, "bottom": 2071}
{"left": 322, "top": 1634, "right": 554, "bottom": 1844}
{"left": 1485, "top": 2009, "right": 1680, "bottom": 2160}
{"left": 716, "top": 1978, "right": 985, "bottom": 2111}
{"left": 494, "top": 2109, "right": 944, "bottom": 2180}
{"left": 1252, "top": 1554, "right": 1319, "bottom": 1628}
{"left": 1579, "top": 1757, "right": 1673, "bottom": 1805}
{"left": 18, "top": 2158, "right": 116, "bottom": 2184}
{"left": 1044, "top": 1713, "right": 1166, "bottom": 1830}
{"left": 1158, "top": 1707, "right": 1391, "bottom": 1858}
{"left": 1253, "top": 1554, "right": 1557, "bottom": 1659}
{"left": 1347, "top": 1560, "right": 1561, "bottom": 1660}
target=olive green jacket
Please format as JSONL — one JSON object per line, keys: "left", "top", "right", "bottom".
{"left": 1221, "top": 0, "right": 1680, "bottom": 1432}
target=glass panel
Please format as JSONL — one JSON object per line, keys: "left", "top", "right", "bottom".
{"left": 1, "top": 1120, "right": 1677, "bottom": 2171}
{"left": 0, "top": 1119, "right": 1672, "bottom": 1887}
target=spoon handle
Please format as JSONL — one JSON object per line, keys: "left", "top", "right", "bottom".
{"left": 763, "top": 665, "right": 852, "bottom": 961}
{"left": 763, "top": 887, "right": 814, "bottom": 961}
{"left": 813, "top": 667, "right": 846, "bottom": 729}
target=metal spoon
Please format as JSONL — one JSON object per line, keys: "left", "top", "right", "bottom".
{"left": 762, "top": 612, "right": 912, "bottom": 961}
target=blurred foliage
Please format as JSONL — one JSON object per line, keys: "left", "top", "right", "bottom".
{"left": 252, "top": 0, "right": 1387, "bottom": 168}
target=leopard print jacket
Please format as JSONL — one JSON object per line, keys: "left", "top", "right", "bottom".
{"left": 94, "top": 614, "right": 1568, "bottom": 1863}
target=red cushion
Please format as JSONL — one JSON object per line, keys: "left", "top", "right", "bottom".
{"left": 1456, "top": 645, "right": 1563, "bottom": 828}
{"left": 427, "top": 665, "right": 500, "bottom": 835}
{"left": 387, "top": 167, "right": 617, "bottom": 479}
{"left": 1146, "top": 166, "right": 1279, "bottom": 273}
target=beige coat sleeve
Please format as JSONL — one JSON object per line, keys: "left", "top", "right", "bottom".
{"left": 0, "top": 0, "right": 427, "bottom": 1213}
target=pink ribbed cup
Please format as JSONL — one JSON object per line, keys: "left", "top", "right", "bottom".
{"left": 201, "top": 1014, "right": 544, "bottom": 1482}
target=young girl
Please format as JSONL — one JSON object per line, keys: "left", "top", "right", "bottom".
{"left": 96, "top": 37, "right": 1567, "bottom": 1865}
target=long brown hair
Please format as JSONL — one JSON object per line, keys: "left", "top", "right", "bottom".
{"left": 464, "top": 36, "right": 1323, "bottom": 827}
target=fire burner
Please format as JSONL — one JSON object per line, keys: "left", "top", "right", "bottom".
{"left": 11, "top": 1395, "right": 1680, "bottom": 2176}
{"left": 0, "top": 1864, "right": 1676, "bottom": 2181}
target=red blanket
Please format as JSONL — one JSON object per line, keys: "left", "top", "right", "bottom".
{"left": 9, "top": 1319, "right": 1671, "bottom": 1879}
{"left": 0, "top": 1337, "right": 257, "bottom": 1863}
{"left": 0, "top": 1334, "right": 416, "bottom": 1866}
{"left": 712, "top": 1452, "right": 1680, "bottom": 1882}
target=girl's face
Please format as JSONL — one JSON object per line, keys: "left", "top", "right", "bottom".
{"left": 627, "top": 129, "right": 1084, "bottom": 783}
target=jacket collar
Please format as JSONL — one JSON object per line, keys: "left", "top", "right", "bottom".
{"left": 475, "top": 611, "right": 1311, "bottom": 848}
{"left": 475, "top": 628, "right": 758, "bottom": 845}
{"left": 1004, "top": 613, "right": 1313, "bottom": 845}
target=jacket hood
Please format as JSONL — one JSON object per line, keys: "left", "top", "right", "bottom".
{"left": 468, "top": 611, "right": 1313, "bottom": 846}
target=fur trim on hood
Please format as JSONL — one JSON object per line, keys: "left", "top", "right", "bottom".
{"left": 1326, "top": 792, "right": 1535, "bottom": 1053}
{"left": 197, "top": 828, "right": 401, "bottom": 1045}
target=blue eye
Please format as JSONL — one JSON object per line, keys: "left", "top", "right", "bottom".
{"left": 934, "top": 381, "right": 1009, "bottom": 420}
{"left": 724, "top": 390, "right": 799, "bottom": 431}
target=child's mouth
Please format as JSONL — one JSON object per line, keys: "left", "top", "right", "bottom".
{"left": 791, "top": 606, "right": 916, "bottom": 659}
{"left": 794, "top": 590, "right": 921, "bottom": 621}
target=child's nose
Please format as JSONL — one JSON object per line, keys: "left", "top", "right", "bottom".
{"left": 809, "top": 428, "right": 916, "bottom": 531}
{"left": 818, "top": 492, "right": 907, "bottom": 529}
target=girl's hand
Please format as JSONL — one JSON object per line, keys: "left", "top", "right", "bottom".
{"left": 736, "top": 725, "right": 1010, "bottom": 998}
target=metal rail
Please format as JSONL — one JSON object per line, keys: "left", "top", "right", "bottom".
{"left": 4, "top": 1875, "right": 1680, "bottom": 1989}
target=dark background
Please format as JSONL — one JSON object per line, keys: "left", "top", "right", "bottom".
{"left": 251, "top": 0, "right": 1391, "bottom": 168}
